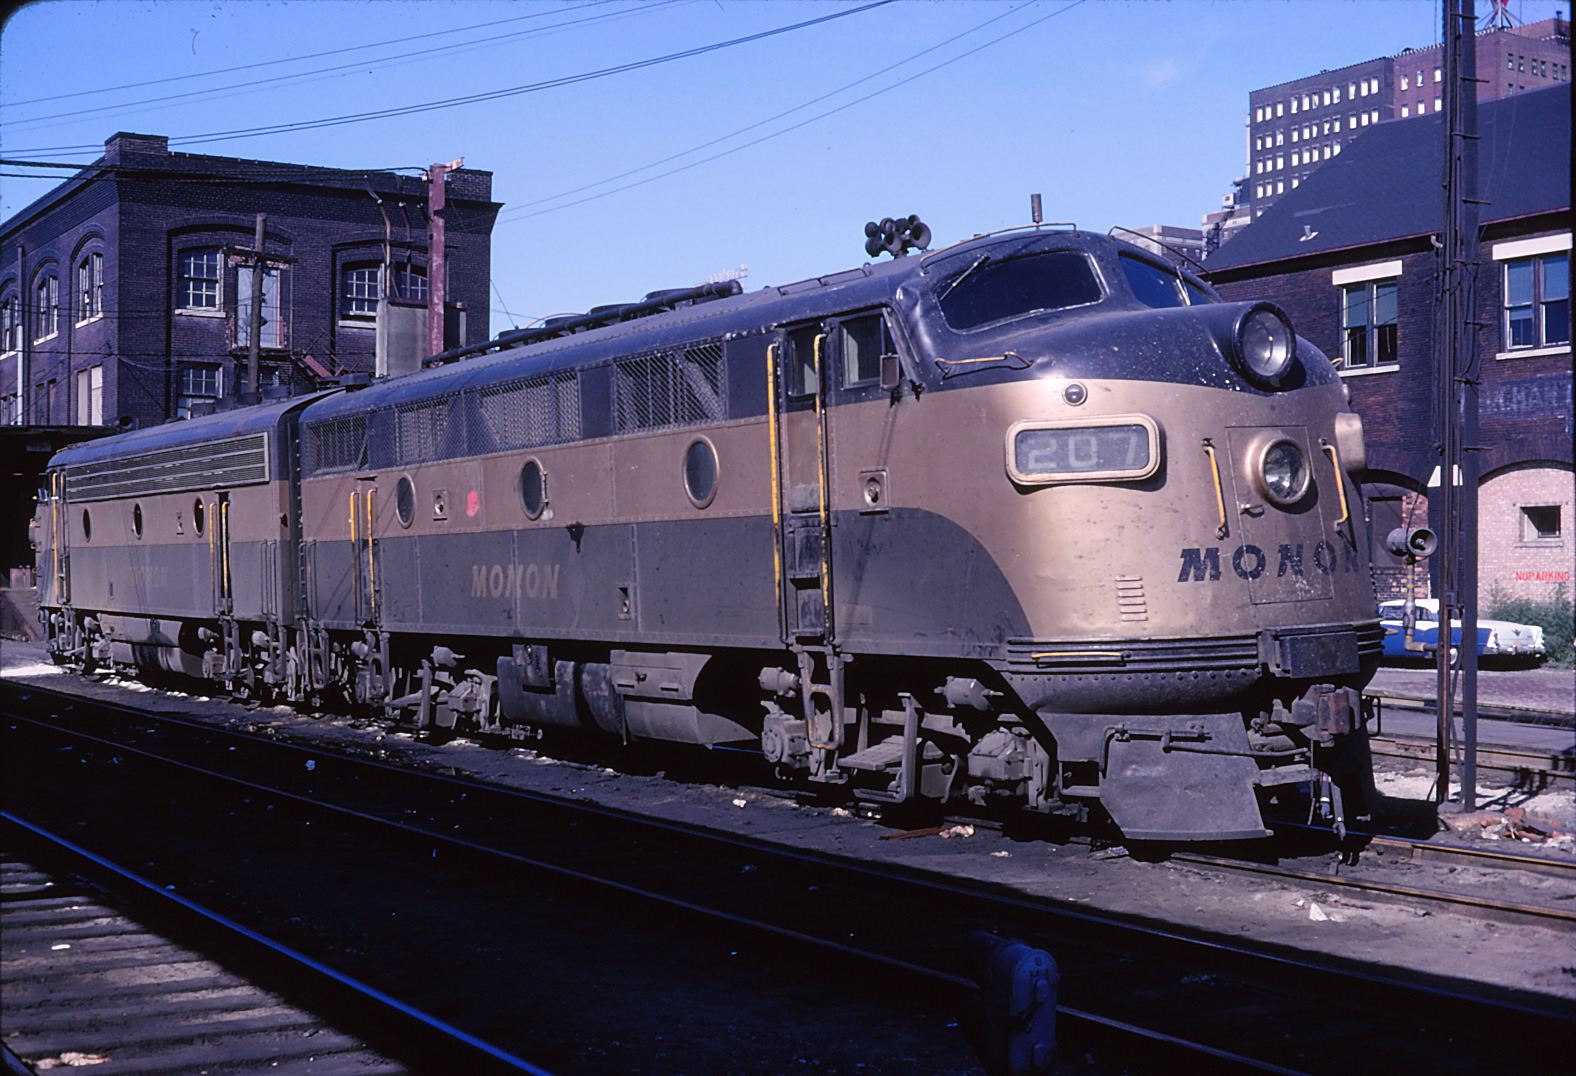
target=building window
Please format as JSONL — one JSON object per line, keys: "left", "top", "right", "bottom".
{"left": 1504, "top": 252, "right": 1570, "bottom": 350}
{"left": 1341, "top": 279, "right": 1398, "bottom": 368}
{"left": 0, "top": 295, "right": 18, "bottom": 354}
{"left": 389, "top": 264, "right": 428, "bottom": 304}
{"left": 1401, "top": 105, "right": 1410, "bottom": 118}
{"left": 34, "top": 275, "right": 59, "bottom": 341}
{"left": 342, "top": 265, "right": 380, "bottom": 320}
{"left": 177, "top": 364, "right": 222, "bottom": 418}
{"left": 341, "top": 263, "right": 426, "bottom": 321}
{"left": 236, "top": 265, "right": 286, "bottom": 348}
{"left": 177, "top": 249, "right": 222, "bottom": 311}
{"left": 77, "top": 252, "right": 103, "bottom": 323}
{"left": 75, "top": 364, "right": 103, "bottom": 426}
{"left": 1521, "top": 505, "right": 1562, "bottom": 542}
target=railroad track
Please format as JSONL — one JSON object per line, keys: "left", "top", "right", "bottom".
{"left": 1, "top": 826, "right": 543, "bottom": 1076}
{"left": 4, "top": 682, "right": 1573, "bottom": 1075}
{"left": 1175, "top": 833, "right": 1576, "bottom": 931}
{"left": 1369, "top": 731, "right": 1574, "bottom": 788}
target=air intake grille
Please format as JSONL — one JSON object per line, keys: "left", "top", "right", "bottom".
{"left": 395, "top": 400, "right": 456, "bottom": 464}
{"left": 478, "top": 372, "right": 580, "bottom": 451}
{"left": 614, "top": 343, "right": 726, "bottom": 433}
{"left": 66, "top": 433, "right": 270, "bottom": 501}
{"left": 304, "top": 414, "right": 368, "bottom": 474}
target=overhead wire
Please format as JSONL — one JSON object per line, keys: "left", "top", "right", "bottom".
{"left": 5, "top": 0, "right": 683, "bottom": 132}
{"left": 497, "top": 0, "right": 1057, "bottom": 223}
{"left": 497, "top": 0, "right": 1086, "bottom": 225}
{"left": 8, "top": 1, "right": 895, "bottom": 158}
{"left": 1, "top": 0, "right": 625, "bottom": 109}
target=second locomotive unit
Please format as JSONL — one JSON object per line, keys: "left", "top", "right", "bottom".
{"left": 36, "top": 226, "right": 1382, "bottom": 841}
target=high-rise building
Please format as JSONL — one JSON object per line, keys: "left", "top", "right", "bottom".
{"left": 1207, "top": 15, "right": 1569, "bottom": 245}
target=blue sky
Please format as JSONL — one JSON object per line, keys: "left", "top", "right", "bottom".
{"left": 2, "top": 0, "right": 1567, "bottom": 334}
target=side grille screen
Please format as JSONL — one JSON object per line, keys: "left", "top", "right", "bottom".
{"left": 614, "top": 343, "right": 725, "bottom": 433}
{"left": 478, "top": 372, "right": 581, "bottom": 451}
{"left": 395, "top": 401, "right": 454, "bottom": 464}
{"left": 304, "top": 414, "right": 368, "bottom": 474}
{"left": 66, "top": 433, "right": 270, "bottom": 501}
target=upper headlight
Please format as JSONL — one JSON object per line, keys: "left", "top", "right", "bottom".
{"left": 1232, "top": 303, "right": 1296, "bottom": 387}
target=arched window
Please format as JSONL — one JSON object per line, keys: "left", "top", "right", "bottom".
{"left": 77, "top": 252, "right": 104, "bottom": 323}
{"left": 34, "top": 272, "right": 59, "bottom": 341}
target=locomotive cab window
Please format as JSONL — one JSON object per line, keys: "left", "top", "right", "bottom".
{"left": 1120, "top": 255, "right": 1187, "bottom": 309}
{"left": 935, "top": 249, "right": 1102, "bottom": 331}
{"left": 785, "top": 325, "right": 822, "bottom": 397}
{"left": 838, "top": 313, "right": 894, "bottom": 387}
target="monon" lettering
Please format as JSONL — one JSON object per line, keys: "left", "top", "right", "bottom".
{"left": 472, "top": 563, "right": 560, "bottom": 600}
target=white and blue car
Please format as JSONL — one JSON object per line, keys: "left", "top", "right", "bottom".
{"left": 1378, "top": 598, "right": 1547, "bottom": 663}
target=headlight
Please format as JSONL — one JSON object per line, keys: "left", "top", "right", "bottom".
{"left": 1232, "top": 303, "right": 1296, "bottom": 386}
{"left": 1258, "top": 438, "right": 1309, "bottom": 506}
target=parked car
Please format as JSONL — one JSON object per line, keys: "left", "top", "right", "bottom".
{"left": 1377, "top": 598, "right": 1547, "bottom": 663}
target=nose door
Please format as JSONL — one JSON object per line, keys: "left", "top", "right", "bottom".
{"left": 1225, "top": 426, "right": 1335, "bottom": 604}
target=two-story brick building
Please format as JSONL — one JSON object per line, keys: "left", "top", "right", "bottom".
{"left": 1, "top": 133, "right": 499, "bottom": 431}
{"left": 1205, "top": 84, "right": 1570, "bottom": 603}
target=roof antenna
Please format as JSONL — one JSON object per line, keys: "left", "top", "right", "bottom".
{"left": 1030, "top": 193, "right": 1043, "bottom": 225}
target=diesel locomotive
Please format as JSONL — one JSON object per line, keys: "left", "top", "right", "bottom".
{"left": 34, "top": 226, "right": 1382, "bottom": 841}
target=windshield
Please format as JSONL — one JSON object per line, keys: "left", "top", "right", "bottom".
{"left": 935, "top": 250, "right": 1102, "bottom": 331}
{"left": 1119, "top": 254, "right": 1188, "bottom": 309}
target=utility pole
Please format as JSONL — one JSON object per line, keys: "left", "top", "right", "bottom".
{"left": 427, "top": 159, "right": 461, "bottom": 358}
{"left": 1434, "top": 0, "right": 1482, "bottom": 809}
{"left": 232, "top": 214, "right": 267, "bottom": 400}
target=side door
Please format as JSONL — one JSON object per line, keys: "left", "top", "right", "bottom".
{"left": 772, "top": 323, "right": 835, "bottom": 644}
{"left": 350, "top": 477, "right": 380, "bottom": 626}
{"left": 45, "top": 470, "right": 68, "bottom": 607}
{"left": 208, "top": 491, "right": 233, "bottom": 615}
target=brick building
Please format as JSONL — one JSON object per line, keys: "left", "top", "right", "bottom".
{"left": 1208, "top": 15, "right": 1569, "bottom": 242}
{"left": 1, "top": 133, "right": 499, "bottom": 430}
{"left": 1204, "top": 84, "right": 1571, "bottom": 604}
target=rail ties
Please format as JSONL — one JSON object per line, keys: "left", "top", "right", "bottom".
{"left": 5, "top": 684, "right": 1574, "bottom": 1074}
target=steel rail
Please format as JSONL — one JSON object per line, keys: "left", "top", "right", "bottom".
{"left": 1, "top": 811, "right": 555, "bottom": 1076}
{"left": 1170, "top": 846, "right": 1576, "bottom": 929}
{"left": 1272, "top": 818, "right": 1576, "bottom": 880}
{"left": 1369, "top": 732, "right": 1574, "bottom": 786}
{"left": 8, "top": 683, "right": 1572, "bottom": 1026}
{"left": 3, "top": 697, "right": 1331, "bottom": 1074}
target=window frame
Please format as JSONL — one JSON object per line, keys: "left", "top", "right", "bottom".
{"left": 34, "top": 273, "right": 60, "bottom": 342}
{"left": 0, "top": 293, "right": 19, "bottom": 355}
{"left": 76, "top": 252, "right": 104, "bottom": 325}
{"left": 176, "top": 248, "right": 223, "bottom": 315}
{"left": 1492, "top": 234, "right": 1572, "bottom": 358}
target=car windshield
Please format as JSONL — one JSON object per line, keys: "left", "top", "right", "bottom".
{"left": 935, "top": 249, "right": 1102, "bottom": 331}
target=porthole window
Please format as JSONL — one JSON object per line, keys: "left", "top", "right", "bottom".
{"left": 132, "top": 503, "right": 144, "bottom": 539}
{"left": 81, "top": 509, "right": 92, "bottom": 542}
{"left": 519, "top": 459, "right": 547, "bottom": 520}
{"left": 193, "top": 498, "right": 206, "bottom": 536}
{"left": 684, "top": 438, "right": 718, "bottom": 508}
{"left": 395, "top": 475, "right": 415, "bottom": 528}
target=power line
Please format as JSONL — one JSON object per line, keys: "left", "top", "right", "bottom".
{"left": 5, "top": 1, "right": 681, "bottom": 133}
{"left": 9, "top": 1, "right": 894, "bottom": 158}
{"left": 499, "top": 0, "right": 1083, "bottom": 225}
{"left": 0, "top": 0, "right": 625, "bottom": 110}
